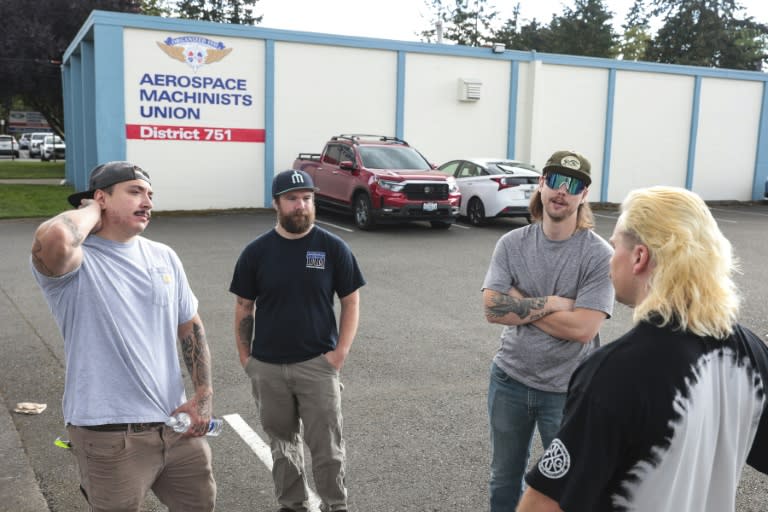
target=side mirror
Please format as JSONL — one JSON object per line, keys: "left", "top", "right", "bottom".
{"left": 339, "top": 160, "right": 356, "bottom": 171}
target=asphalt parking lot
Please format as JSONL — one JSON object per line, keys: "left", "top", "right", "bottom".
{"left": 1, "top": 202, "right": 767, "bottom": 511}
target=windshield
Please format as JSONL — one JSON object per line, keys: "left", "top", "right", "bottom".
{"left": 44, "top": 136, "right": 63, "bottom": 144}
{"left": 358, "top": 146, "right": 431, "bottom": 170}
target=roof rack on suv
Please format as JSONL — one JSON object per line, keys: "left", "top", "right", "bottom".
{"left": 331, "top": 134, "right": 408, "bottom": 145}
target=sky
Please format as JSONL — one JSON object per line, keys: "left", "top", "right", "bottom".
{"left": 256, "top": 0, "right": 768, "bottom": 43}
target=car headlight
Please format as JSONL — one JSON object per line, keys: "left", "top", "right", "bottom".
{"left": 447, "top": 178, "right": 459, "bottom": 194}
{"left": 377, "top": 179, "right": 405, "bottom": 192}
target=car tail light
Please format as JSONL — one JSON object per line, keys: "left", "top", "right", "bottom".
{"left": 491, "top": 176, "right": 528, "bottom": 191}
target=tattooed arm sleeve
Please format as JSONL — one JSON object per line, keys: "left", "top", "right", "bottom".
{"left": 234, "top": 295, "right": 255, "bottom": 367}
{"left": 178, "top": 313, "right": 213, "bottom": 419}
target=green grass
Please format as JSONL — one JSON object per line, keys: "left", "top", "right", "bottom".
{"left": 0, "top": 184, "right": 75, "bottom": 219}
{"left": 0, "top": 160, "right": 65, "bottom": 179}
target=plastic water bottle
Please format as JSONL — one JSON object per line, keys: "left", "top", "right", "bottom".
{"left": 165, "top": 412, "right": 224, "bottom": 436}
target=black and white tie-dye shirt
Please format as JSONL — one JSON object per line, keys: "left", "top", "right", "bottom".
{"left": 525, "top": 319, "right": 768, "bottom": 512}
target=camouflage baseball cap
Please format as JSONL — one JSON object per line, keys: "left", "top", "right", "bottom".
{"left": 542, "top": 150, "right": 591, "bottom": 187}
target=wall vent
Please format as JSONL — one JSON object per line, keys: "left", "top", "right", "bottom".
{"left": 458, "top": 78, "right": 482, "bottom": 101}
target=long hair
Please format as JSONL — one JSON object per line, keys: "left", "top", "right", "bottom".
{"left": 619, "top": 186, "right": 739, "bottom": 339}
{"left": 528, "top": 189, "right": 595, "bottom": 230}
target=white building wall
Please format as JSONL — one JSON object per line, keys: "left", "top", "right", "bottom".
{"left": 693, "top": 78, "right": 762, "bottom": 200}
{"left": 273, "top": 43, "right": 398, "bottom": 171}
{"left": 403, "top": 54, "right": 511, "bottom": 165}
{"left": 527, "top": 64, "right": 608, "bottom": 202}
{"left": 609, "top": 71, "right": 694, "bottom": 202}
{"left": 63, "top": 12, "right": 768, "bottom": 210}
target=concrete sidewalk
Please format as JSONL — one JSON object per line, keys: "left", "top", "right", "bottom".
{"left": 0, "top": 397, "right": 50, "bottom": 511}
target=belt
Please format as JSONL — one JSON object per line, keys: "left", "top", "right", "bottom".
{"left": 81, "top": 422, "right": 165, "bottom": 433}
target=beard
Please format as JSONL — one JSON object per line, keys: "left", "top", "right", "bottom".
{"left": 278, "top": 209, "right": 314, "bottom": 234}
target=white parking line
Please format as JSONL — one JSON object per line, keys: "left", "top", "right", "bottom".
{"left": 710, "top": 207, "right": 768, "bottom": 218}
{"left": 315, "top": 220, "right": 354, "bottom": 233}
{"left": 593, "top": 213, "right": 619, "bottom": 219}
{"left": 452, "top": 223, "right": 471, "bottom": 229}
{"left": 223, "top": 413, "right": 322, "bottom": 511}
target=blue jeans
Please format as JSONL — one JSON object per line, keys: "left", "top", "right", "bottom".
{"left": 487, "top": 362, "right": 566, "bottom": 512}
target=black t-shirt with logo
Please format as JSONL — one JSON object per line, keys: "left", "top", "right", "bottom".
{"left": 525, "top": 319, "right": 768, "bottom": 512}
{"left": 230, "top": 226, "right": 365, "bottom": 363}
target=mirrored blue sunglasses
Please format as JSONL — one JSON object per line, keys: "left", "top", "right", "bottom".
{"left": 544, "top": 172, "right": 587, "bottom": 195}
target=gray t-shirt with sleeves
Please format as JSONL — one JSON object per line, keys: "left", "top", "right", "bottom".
{"left": 482, "top": 223, "right": 615, "bottom": 392}
{"left": 31, "top": 235, "right": 198, "bottom": 426}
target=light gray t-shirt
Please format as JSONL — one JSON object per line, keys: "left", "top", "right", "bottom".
{"left": 31, "top": 235, "right": 198, "bottom": 426}
{"left": 482, "top": 223, "right": 615, "bottom": 392}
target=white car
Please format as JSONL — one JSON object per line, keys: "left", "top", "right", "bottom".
{"left": 28, "top": 132, "right": 52, "bottom": 158}
{"left": 40, "top": 135, "right": 65, "bottom": 161}
{"left": 0, "top": 135, "right": 20, "bottom": 158}
{"left": 438, "top": 158, "right": 541, "bottom": 226}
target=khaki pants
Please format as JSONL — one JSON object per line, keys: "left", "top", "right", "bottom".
{"left": 67, "top": 424, "right": 216, "bottom": 512}
{"left": 245, "top": 355, "right": 347, "bottom": 512}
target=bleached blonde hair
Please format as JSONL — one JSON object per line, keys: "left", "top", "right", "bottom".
{"left": 618, "top": 186, "right": 740, "bottom": 339}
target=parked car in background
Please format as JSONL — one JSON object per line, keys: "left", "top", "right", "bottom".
{"left": 438, "top": 158, "right": 541, "bottom": 226}
{"left": 0, "top": 135, "right": 20, "bottom": 158}
{"left": 18, "top": 133, "right": 31, "bottom": 150}
{"left": 28, "top": 132, "right": 52, "bottom": 158}
{"left": 294, "top": 134, "right": 461, "bottom": 230}
{"left": 40, "top": 135, "right": 65, "bottom": 161}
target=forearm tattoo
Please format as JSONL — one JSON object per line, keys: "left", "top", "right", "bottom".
{"left": 61, "top": 216, "right": 85, "bottom": 247}
{"left": 180, "top": 322, "right": 212, "bottom": 401}
{"left": 31, "top": 238, "right": 53, "bottom": 275}
{"left": 486, "top": 294, "right": 548, "bottom": 321}
{"left": 238, "top": 315, "right": 254, "bottom": 354}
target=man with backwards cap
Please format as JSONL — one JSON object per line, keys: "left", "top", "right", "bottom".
{"left": 230, "top": 169, "right": 365, "bottom": 512}
{"left": 481, "top": 150, "right": 615, "bottom": 511}
{"left": 30, "top": 161, "right": 216, "bottom": 511}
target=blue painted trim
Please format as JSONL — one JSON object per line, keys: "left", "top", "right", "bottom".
{"left": 93, "top": 24, "right": 125, "bottom": 166}
{"left": 68, "top": 54, "right": 86, "bottom": 192}
{"left": 507, "top": 61, "right": 519, "bottom": 160}
{"left": 686, "top": 76, "right": 702, "bottom": 191}
{"left": 62, "top": 64, "right": 74, "bottom": 185}
{"left": 601, "top": 68, "right": 616, "bottom": 202}
{"left": 396, "top": 52, "right": 406, "bottom": 139}
{"left": 65, "top": 11, "right": 768, "bottom": 85}
{"left": 80, "top": 41, "right": 97, "bottom": 180}
{"left": 753, "top": 83, "right": 768, "bottom": 201}
{"left": 264, "top": 39, "right": 276, "bottom": 206}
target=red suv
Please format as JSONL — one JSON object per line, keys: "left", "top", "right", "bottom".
{"left": 294, "top": 134, "right": 461, "bottom": 230}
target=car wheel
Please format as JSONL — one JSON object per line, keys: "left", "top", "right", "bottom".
{"left": 353, "top": 193, "right": 375, "bottom": 230}
{"left": 430, "top": 221, "right": 452, "bottom": 230}
{"left": 467, "top": 197, "right": 487, "bottom": 226}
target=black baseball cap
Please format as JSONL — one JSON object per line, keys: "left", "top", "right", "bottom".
{"left": 68, "top": 161, "right": 151, "bottom": 207}
{"left": 272, "top": 169, "right": 319, "bottom": 197}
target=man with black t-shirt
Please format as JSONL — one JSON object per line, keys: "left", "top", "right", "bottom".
{"left": 519, "top": 186, "right": 768, "bottom": 512}
{"left": 230, "top": 169, "right": 365, "bottom": 512}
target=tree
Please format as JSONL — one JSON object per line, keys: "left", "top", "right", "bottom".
{"left": 175, "top": 0, "right": 262, "bottom": 25}
{"left": 645, "top": 0, "right": 768, "bottom": 70}
{"left": 420, "top": 0, "right": 498, "bottom": 46}
{"left": 616, "top": 0, "right": 653, "bottom": 60}
{"left": 547, "top": 0, "right": 618, "bottom": 58}
{"left": 491, "top": 0, "right": 616, "bottom": 57}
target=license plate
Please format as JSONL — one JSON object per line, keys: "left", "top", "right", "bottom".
{"left": 423, "top": 202, "right": 438, "bottom": 212}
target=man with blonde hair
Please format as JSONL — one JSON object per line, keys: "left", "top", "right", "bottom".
{"left": 519, "top": 186, "right": 768, "bottom": 512}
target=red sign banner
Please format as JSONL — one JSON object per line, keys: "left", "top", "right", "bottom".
{"left": 126, "top": 124, "right": 265, "bottom": 142}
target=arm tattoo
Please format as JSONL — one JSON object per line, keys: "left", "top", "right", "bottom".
{"left": 486, "top": 294, "right": 548, "bottom": 320}
{"left": 180, "top": 322, "right": 212, "bottom": 396}
{"left": 31, "top": 238, "right": 54, "bottom": 275}
{"left": 61, "top": 216, "right": 85, "bottom": 247}
{"left": 238, "top": 315, "right": 254, "bottom": 353}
